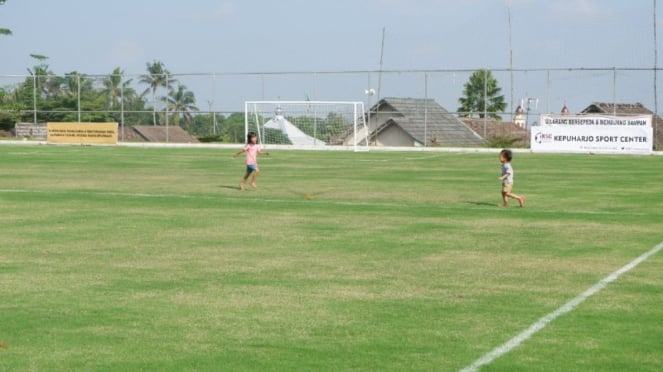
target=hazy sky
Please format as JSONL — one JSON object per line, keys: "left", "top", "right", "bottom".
{"left": 1, "top": 0, "right": 661, "bottom": 113}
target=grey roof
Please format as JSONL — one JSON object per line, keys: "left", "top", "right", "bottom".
{"left": 370, "top": 97, "right": 484, "bottom": 146}
{"left": 581, "top": 102, "right": 657, "bottom": 116}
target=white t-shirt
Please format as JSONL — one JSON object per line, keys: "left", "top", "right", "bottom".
{"left": 502, "top": 162, "right": 514, "bottom": 184}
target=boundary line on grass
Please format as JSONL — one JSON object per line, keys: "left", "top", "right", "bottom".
{"left": 459, "top": 239, "right": 663, "bottom": 372}
{"left": 2, "top": 140, "right": 663, "bottom": 156}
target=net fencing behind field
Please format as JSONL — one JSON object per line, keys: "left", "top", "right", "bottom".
{"left": 1, "top": 67, "right": 661, "bottom": 148}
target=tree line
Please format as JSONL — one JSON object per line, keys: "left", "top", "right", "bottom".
{"left": 0, "top": 63, "right": 506, "bottom": 141}
{"left": 0, "top": 58, "right": 248, "bottom": 142}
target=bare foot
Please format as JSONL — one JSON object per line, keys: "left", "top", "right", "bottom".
{"left": 498, "top": 202, "right": 507, "bottom": 208}
{"left": 239, "top": 182, "right": 245, "bottom": 190}
{"left": 250, "top": 182, "right": 257, "bottom": 189}
{"left": 519, "top": 196, "right": 525, "bottom": 207}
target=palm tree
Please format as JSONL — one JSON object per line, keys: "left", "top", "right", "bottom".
{"left": 102, "top": 67, "right": 136, "bottom": 109}
{"left": 164, "top": 84, "right": 199, "bottom": 129}
{"left": 0, "top": 0, "right": 11, "bottom": 36}
{"left": 139, "top": 60, "right": 176, "bottom": 125}
{"left": 62, "top": 71, "right": 93, "bottom": 98}
{"left": 30, "top": 65, "right": 53, "bottom": 98}
{"left": 103, "top": 67, "right": 125, "bottom": 108}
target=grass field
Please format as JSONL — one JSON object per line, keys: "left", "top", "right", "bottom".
{"left": 0, "top": 144, "right": 662, "bottom": 371}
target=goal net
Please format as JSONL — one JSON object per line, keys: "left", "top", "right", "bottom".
{"left": 244, "top": 101, "right": 369, "bottom": 151}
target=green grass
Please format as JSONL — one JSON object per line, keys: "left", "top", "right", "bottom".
{"left": 0, "top": 145, "right": 662, "bottom": 371}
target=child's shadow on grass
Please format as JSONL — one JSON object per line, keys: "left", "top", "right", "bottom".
{"left": 465, "top": 201, "right": 496, "bottom": 207}
{"left": 220, "top": 185, "right": 242, "bottom": 191}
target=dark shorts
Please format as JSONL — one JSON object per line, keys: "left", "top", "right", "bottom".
{"left": 246, "top": 164, "right": 258, "bottom": 173}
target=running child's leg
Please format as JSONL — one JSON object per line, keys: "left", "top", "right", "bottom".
{"left": 240, "top": 171, "right": 252, "bottom": 190}
{"left": 250, "top": 169, "right": 260, "bottom": 188}
{"left": 506, "top": 192, "right": 525, "bottom": 207}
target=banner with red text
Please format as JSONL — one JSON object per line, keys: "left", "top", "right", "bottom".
{"left": 531, "top": 114, "right": 653, "bottom": 154}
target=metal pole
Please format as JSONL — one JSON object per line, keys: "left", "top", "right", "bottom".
{"left": 212, "top": 73, "right": 217, "bottom": 135}
{"left": 613, "top": 67, "right": 617, "bottom": 115}
{"left": 213, "top": 109, "right": 217, "bottom": 137}
{"left": 613, "top": 68, "right": 617, "bottom": 115}
{"left": 313, "top": 72, "right": 318, "bottom": 145}
{"left": 33, "top": 74, "right": 37, "bottom": 125}
{"left": 654, "top": 0, "right": 659, "bottom": 149}
{"left": 207, "top": 100, "right": 214, "bottom": 136}
{"left": 483, "top": 69, "right": 488, "bottom": 138}
{"left": 366, "top": 72, "right": 373, "bottom": 145}
{"left": 27, "top": 68, "right": 37, "bottom": 124}
{"left": 377, "top": 27, "right": 386, "bottom": 101}
{"left": 120, "top": 73, "right": 125, "bottom": 141}
{"left": 165, "top": 74, "right": 169, "bottom": 143}
{"left": 508, "top": 2, "right": 514, "bottom": 122}
{"left": 424, "top": 72, "right": 428, "bottom": 146}
{"left": 546, "top": 70, "right": 551, "bottom": 113}
{"left": 77, "top": 74, "right": 81, "bottom": 122}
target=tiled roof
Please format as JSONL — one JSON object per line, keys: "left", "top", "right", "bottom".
{"left": 132, "top": 125, "right": 199, "bottom": 143}
{"left": 371, "top": 97, "right": 484, "bottom": 146}
{"left": 461, "top": 118, "right": 529, "bottom": 147}
{"left": 581, "top": 102, "right": 658, "bottom": 116}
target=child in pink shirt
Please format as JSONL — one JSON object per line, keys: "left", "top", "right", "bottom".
{"left": 234, "top": 132, "right": 270, "bottom": 190}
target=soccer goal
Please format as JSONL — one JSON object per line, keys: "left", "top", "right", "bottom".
{"left": 244, "top": 101, "right": 369, "bottom": 151}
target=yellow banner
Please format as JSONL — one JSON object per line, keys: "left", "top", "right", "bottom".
{"left": 47, "top": 122, "right": 118, "bottom": 145}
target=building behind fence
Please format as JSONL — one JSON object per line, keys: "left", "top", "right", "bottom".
{"left": 0, "top": 67, "right": 660, "bottom": 148}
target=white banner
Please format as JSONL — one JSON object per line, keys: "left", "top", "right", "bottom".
{"left": 532, "top": 114, "right": 653, "bottom": 154}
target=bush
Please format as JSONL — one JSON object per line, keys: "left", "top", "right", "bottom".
{"left": 0, "top": 112, "right": 17, "bottom": 132}
{"left": 487, "top": 136, "right": 520, "bottom": 148}
{"left": 197, "top": 135, "right": 224, "bottom": 143}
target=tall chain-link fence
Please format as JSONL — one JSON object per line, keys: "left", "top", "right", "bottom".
{"left": 1, "top": 68, "right": 660, "bottom": 148}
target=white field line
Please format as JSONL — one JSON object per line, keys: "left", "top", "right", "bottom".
{"left": 459, "top": 239, "right": 663, "bottom": 372}
{"left": 2, "top": 140, "right": 663, "bottom": 156}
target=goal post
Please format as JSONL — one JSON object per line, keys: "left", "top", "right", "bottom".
{"left": 244, "top": 101, "right": 369, "bottom": 151}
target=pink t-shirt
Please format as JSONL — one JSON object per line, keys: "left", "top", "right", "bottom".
{"left": 244, "top": 144, "right": 260, "bottom": 165}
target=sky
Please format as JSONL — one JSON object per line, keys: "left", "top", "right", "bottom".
{"left": 1, "top": 0, "right": 661, "bottom": 115}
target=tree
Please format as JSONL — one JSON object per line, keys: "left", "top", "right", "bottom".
{"left": 139, "top": 60, "right": 176, "bottom": 126}
{"left": 61, "top": 71, "right": 94, "bottom": 98}
{"left": 457, "top": 69, "right": 507, "bottom": 120}
{"left": 222, "top": 113, "right": 246, "bottom": 143}
{"left": 163, "top": 84, "right": 198, "bottom": 129}
{"left": 20, "top": 57, "right": 54, "bottom": 123}
{"left": 0, "top": 0, "right": 11, "bottom": 36}
{"left": 102, "top": 67, "right": 136, "bottom": 109}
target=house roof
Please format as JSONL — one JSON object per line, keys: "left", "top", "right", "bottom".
{"left": 461, "top": 118, "right": 529, "bottom": 146}
{"left": 370, "top": 97, "right": 484, "bottom": 146}
{"left": 580, "top": 102, "right": 661, "bottom": 117}
{"left": 132, "top": 125, "right": 199, "bottom": 143}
